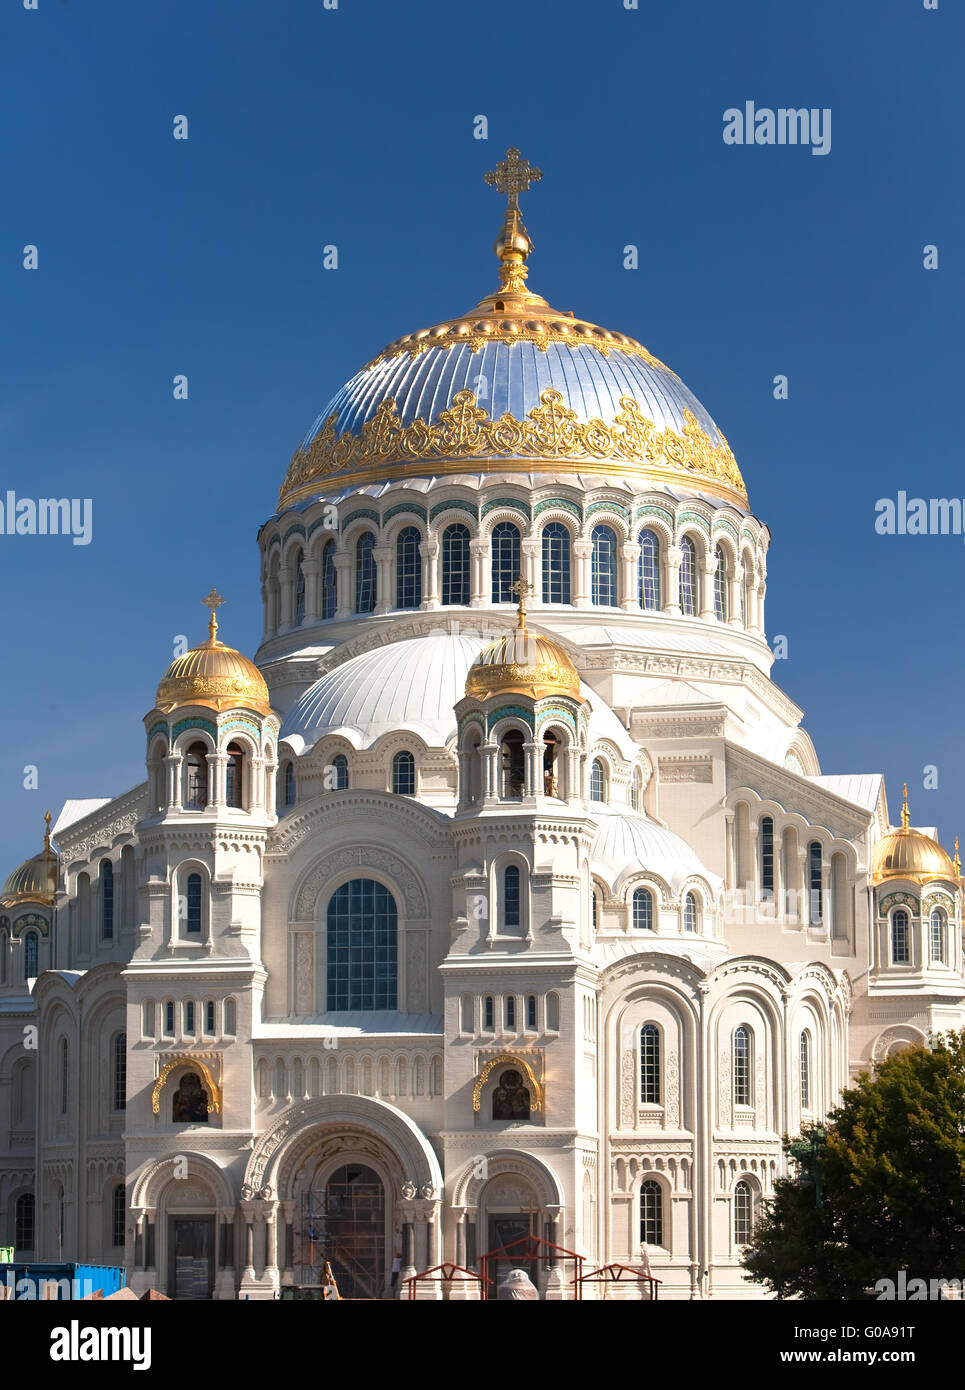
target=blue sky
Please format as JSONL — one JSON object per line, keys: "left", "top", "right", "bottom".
{"left": 1, "top": 0, "right": 962, "bottom": 866}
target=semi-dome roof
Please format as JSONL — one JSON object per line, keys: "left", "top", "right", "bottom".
{"left": 155, "top": 594, "right": 272, "bottom": 718}
{"left": 278, "top": 151, "right": 745, "bottom": 511}
{"left": 590, "top": 802, "right": 717, "bottom": 896}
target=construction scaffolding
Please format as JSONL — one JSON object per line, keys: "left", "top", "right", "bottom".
{"left": 292, "top": 1168, "right": 385, "bottom": 1300}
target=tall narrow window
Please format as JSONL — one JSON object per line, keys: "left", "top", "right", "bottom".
{"left": 542, "top": 522, "right": 571, "bottom": 604}
{"left": 714, "top": 543, "right": 728, "bottom": 621}
{"left": 930, "top": 908, "right": 947, "bottom": 964}
{"left": 441, "top": 524, "right": 471, "bottom": 606}
{"left": 683, "top": 892, "right": 699, "bottom": 933}
{"left": 101, "top": 860, "right": 114, "bottom": 940}
{"left": 283, "top": 761, "right": 295, "bottom": 806}
{"left": 113, "top": 1032, "right": 126, "bottom": 1111}
{"left": 800, "top": 1030, "right": 811, "bottom": 1111}
{"left": 633, "top": 888, "right": 654, "bottom": 931}
{"left": 142, "top": 999, "right": 155, "bottom": 1037}
{"left": 112, "top": 1184, "right": 126, "bottom": 1248}
{"left": 395, "top": 526, "right": 422, "bottom": 609}
{"left": 733, "top": 1181, "right": 753, "bottom": 1245}
{"left": 500, "top": 731, "right": 525, "bottom": 798}
{"left": 24, "top": 932, "right": 38, "bottom": 980}
{"left": 491, "top": 522, "right": 521, "bottom": 603}
{"left": 184, "top": 1001, "right": 195, "bottom": 1034}
{"left": 320, "top": 539, "right": 337, "bottom": 620}
{"left": 891, "top": 909, "right": 910, "bottom": 964}
{"left": 484, "top": 996, "right": 494, "bottom": 1031}
{"left": 60, "top": 1037, "right": 69, "bottom": 1114}
{"left": 392, "top": 750, "right": 415, "bottom": 795}
{"left": 205, "top": 1000, "right": 216, "bottom": 1034}
{"left": 503, "top": 865, "right": 521, "bottom": 928}
{"left": 224, "top": 998, "right": 236, "bottom": 1035}
{"left": 808, "top": 842, "right": 823, "bottom": 925}
{"left": 505, "top": 996, "right": 516, "bottom": 1030}
{"left": 733, "top": 1025, "right": 751, "bottom": 1107}
{"left": 679, "top": 535, "right": 698, "bottom": 616}
{"left": 164, "top": 1001, "right": 175, "bottom": 1035}
{"left": 332, "top": 753, "right": 349, "bottom": 790}
{"left": 356, "top": 531, "right": 377, "bottom": 613}
{"left": 186, "top": 873, "right": 203, "bottom": 935}
{"left": 294, "top": 551, "right": 306, "bottom": 625}
{"left": 640, "top": 1181, "right": 663, "bottom": 1246}
{"left": 546, "top": 992, "right": 559, "bottom": 1031}
{"left": 326, "top": 879, "right": 398, "bottom": 1010}
{"left": 638, "top": 528, "right": 661, "bottom": 610}
{"left": 225, "top": 742, "right": 244, "bottom": 808}
{"left": 760, "top": 817, "right": 774, "bottom": 897}
{"left": 526, "top": 995, "right": 537, "bottom": 1030}
{"left": 630, "top": 768, "right": 643, "bottom": 811}
{"left": 640, "top": 1023, "right": 660, "bottom": 1104}
{"left": 15, "top": 1193, "right": 35, "bottom": 1251}
{"left": 591, "top": 524, "right": 617, "bottom": 606}
{"left": 591, "top": 891, "right": 598, "bottom": 930}
{"left": 590, "top": 759, "right": 606, "bottom": 802}
{"left": 184, "top": 742, "right": 208, "bottom": 809}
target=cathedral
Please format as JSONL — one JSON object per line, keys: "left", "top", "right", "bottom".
{"left": 1, "top": 150, "right": 962, "bottom": 1300}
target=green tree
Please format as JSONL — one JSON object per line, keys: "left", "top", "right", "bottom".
{"left": 742, "top": 1031, "right": 965, "bottom": 1298}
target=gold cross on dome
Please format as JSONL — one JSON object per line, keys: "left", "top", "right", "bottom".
{"left": 484, "top": 147, "right": 543, "bottom": 210}
{"left": 509, "top": 577, "right": 535, "bottom": 629}
{"left": 202, "top": 587, "right": 225, "bottom": 640}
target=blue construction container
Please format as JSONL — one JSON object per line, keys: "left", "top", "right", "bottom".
{"left": 0, "top": 1261, "right": 126, "bottom": 1299}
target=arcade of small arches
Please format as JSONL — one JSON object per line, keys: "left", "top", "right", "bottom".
{"left": 145, "top": 728, "right": 279, "bottom": 819}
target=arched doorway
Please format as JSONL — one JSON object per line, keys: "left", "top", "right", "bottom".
{"left": 313, "top": 1163, "right": 385, "bottom": 1300}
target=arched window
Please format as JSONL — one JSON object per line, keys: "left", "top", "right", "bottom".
{"left": 294, "top": 550, "right": 306, "bottom": 625}
{"left": 679, "top": 535, "right": 698, "bottom": 616}
{"left": 225, "top": 742, "right": 244, "bottom": 808}
{"left": 204, "top": 999, "right": 215, "bottom": 1034}
{"left": 24, "top": 932, "right": 38, "bottom": 980}
{"left": 733, "top": 1026, "right": 752, "bottom": 1107}
{"left": 355, "top": 531, "right": 377, "bottom": 613}
{"left": 395, "top": 526, "right": 422, "bottom": 609}
{"left": 184, "top": 1001, "right": 195, "bottom": 1034}
{"left": 546, "top": 992, "right": 560, "bottom": 1031}
{"left": 591, "top": 890, "right": 598, "bottom": 931}
{"left": 101, "top": 860, "right": 114, "bottom": 940}
{"left": 589, "top": 758, "right": 607, "bottom": 803}
{"left": 504, "top": 996, "right": 516, "bottom": 1030}
{"left": 640, "top": 1180, "right": 663, "bottom": 1246}
{"left": 808, "top": 842, "right": 823, "bottom": 925}
{"left": 930, "top": 908, "right": 947, "bottom": 964}
{"left": 714, "top": 543, "right": 728, "bottom": 621}
{"left": 60, "top": 1037, "right": 69, "bottom": 1115}
{"left": 113, "top": 1033, "right": 126, "bottom": 1111}
{"left": 332, "top": 753, "right": 349, "bottom": 790}
{"left": 591, "top": 524, "right": 618, "bottom": 606}
{"left": 734, "top": 1181, "right": 753, "bottom": 1246}
{"left": 15, "top": 1193, "right": 34, "bottom": 1251}
{"left": 503, "top": 865, "right": 521, "bottom": 928}
{"left": 164, "top": 1001, "right": 175, "bottom": 1036}
{"left": 172, "top": 1070, "right": 210, "bottom": 1123}
{"left": 283, "top": 761, "right": 296, "bottom": 806}
{"left": 392, "top": 750, "right": 415, "bottom": 796}
{"left": 224, "top": 998, "right": 236, "bottom": 1035}
{"left": 326, "top": 879, "right": 398, "bottom": 1010}
{"left": 492, "top": 1067, "right": 530, "bottom": 1120}
{"left": 142, "top": 999, "right": 155, "bottom": 1037}
{"left": 683, "top": 892, "right": 699, "bottom": 933}
{"left": 800, "top": 1030, "right": 811, "bottom": 1110}
{"left": 630, "top": 767, "right": 643, "bottom": 811}
{"left": 542, "top": 732, "right": 560, "bottom": 797}
{"left": 541, "top": 522, "right": 571, "bottom": 604}
{"left": 638, "top": 528, "right": 661, "bottom": 610}
{"left": 460, "top": 995, "right": 474, "bottom": 1033}
{"left": 526, "top": 995, "right": 537, "bottom": 1030}
{"left": 111, "top": 1184, "right": 126, "bottom": 1249}
{"left": 491, "top": 522, "right": 521, "bottom": 603}
{"left": 441, "top": 524, "right": 471, "bottom": 606}
{"left": 500, "top": 730, "right": 525, "bottom": 799}
{"left": 640, "top": 1023, "right": 660, "bottom": 1104}
{"left": 742, "top": 554, "right": 755, "bottom": 627}
{"left": 184, "top": 741, "right": 208, "bottom": 809}
{"left": 483, "top": 996, "right": 495, "bottom": 1031}
{"left": 891, "top": 909, "right": 910, "bottom": 964}
{"left": 186, "top": 873, "right": 203, "bottom": 935}
{"left": 760, "top": 817, "right": 774, "bottom": 898}
{"left": 633, "top": 888, "right": 654, "bottom": 931}
{"left": 320, "top": 539, "right": 337, "bottom": 620}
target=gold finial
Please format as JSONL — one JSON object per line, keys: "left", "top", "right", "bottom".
{"left": 901, "top": 782, "right": 910, "bottom": 830}
{"left": 509, "top": 577, "right": 535, "bottom": 630}
{"left": 955, "top": 836, "right": 961, "bottom": 877}
{"left": 202, "top": 588, "right": 225, "bottom": 642}
{"left": 43, "top": 809, "right": 51, "bottom": 855}
{"left": 484, "top": 147, "right": 543, "bottom": 299}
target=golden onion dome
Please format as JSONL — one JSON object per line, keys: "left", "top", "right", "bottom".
{"left": 155, "top": 591, "right": 272, "bottom": 717}
{"left": 465, "top": 582, "right": 582, "bottom": 702}
{"left": 1, "top": 813, "right": 57, "bottom": 907}
{"left": 872, "top": 785, "right": 958, "bottom": 883}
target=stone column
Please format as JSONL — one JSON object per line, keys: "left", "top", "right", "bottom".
{"left": 700, "top": 553, "right": 718, "bottom": 620}
{"left": 373, "top": 545, "right": 392, "bottom": 615}
{"left": 420, "top": 537, "right": 440, "bottom": 609}
{"left": 755, "top": 580, "right": 766, "bottom": 637}
{"left": 727, "top": 570, "right": 742, "bottom": 626}
{"left": 724, "top": 812, "right": 736, "bottom": 890}
{"left": 772, "top": 833, "right": 784, "bottom": 924}
{"left": 572, "top": 538, "right": 592, "bottom": 609}
{"left": 521, "top": 538, "right": 540, "bottom": 600}
{"left": 455, "top": 1210, "right": 467, "bottom": 1268}
{"left": 796, "top": 848, "right": 809, "bottom": 927}
{"left": 164, "top": 754, "right": 182, "bottom": 811}
{"left": 333, "top": 553, "right": 352, "bottom": 619}
{"left": 301, "top": 559, "right": 320, "bottom": 623}
{"left": 620, "top": 542, "right": 641, "bottom": 611}
{"left": 278, "top": 566, "right": 294, "bottom": 630}
{"left": 523, "top": 741, "right": 541, "bottom": 798}
{"left": 264, "top": 1201, "right": 279, "bottom": 1281}
{"left": 664, "top": 545, "right": 683, "bottom": 616}
{"left": 482, "top": 743, "right": 498, "bottom": 800}
{"left": 748, "top": 823, "right": 760, "bottom": 907}
{"left": 207, "top": 752, "right": 228, "bottom": 809}
{"left": 470, "top": 539, "right": 488, "bottom": 608}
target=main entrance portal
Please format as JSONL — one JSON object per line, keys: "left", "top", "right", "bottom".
{"left": 297, "top": 1163, "right": 385, "bottom": 1299}
{"left": 168, "top": 1217, "right": 214, "bottom": 1300}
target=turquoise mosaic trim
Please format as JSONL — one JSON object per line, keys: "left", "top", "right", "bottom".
{"left": 220, "top": 716, "right": 261, "bottom": 742}
{"left": 677, "top": 509, "right": 711, "bottom": 536}
{"left": 586, "top": 500, "right": 630, "bottom": 523}
{"left": 878, "top": 891, "right": 919, "bottom": 916}
{"left": 534, "top": 498, "right": 581, "bottom": 521}
{"left": 147, "top": 722, "right": 168, "bottom": 746}
{"left": 459, "top": 711, "right": 485, "bottom": 731}
{"left": 634, "top": 504, "right": 675, "bottom": 530}
{"left": 384, "top": 502, "right": 428, "bottom": 524}
{"left": 283, "top": 523, "right": 306, "bottom": 545}
{"left": 481, "top": 497, "right": 531, "bottom": 521}
{"left": 739, "top": 527, "right": 757, "bottom": 548}
{"left": 537, "top": 704, "right": 577, "bottom": 734}
{"left": 266, "top": 534, "right": 282, "bottom": 552}
{"left": 13, "top": 912, "right": 49, "bottom": 939}
{"left": 429, "top": 500, "right": 478, "bottom": 523}
{"left": 712, "top": 517, "right": 739, "bottom": 544}
{"left": 342, "top": 508, "right": 380, "bottom": 530}
{"left": 308, "top": 514, "right": 337, "bottom": 540}
{"left": 172, "top": 717, "right": 217, "bottom": 741}
{"left": 487, "top": 705, "right": 535, "bottom": 733}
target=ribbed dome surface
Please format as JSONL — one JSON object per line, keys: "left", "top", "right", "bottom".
{"left": 1, "top": 852, "right": 56, "bottom": 906}
{"left": 466, "top": 625, "right": 580, "bottom": 701}
{"left": 873, "top": 826, "right": 957, "bottom": 883}
{"left": 590, "top": 803, "right": 715, "bottom": 895}
{"left": 156, "top": 638, "right": 271, "bottom": 716}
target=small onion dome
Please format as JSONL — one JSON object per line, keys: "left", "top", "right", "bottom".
{"left": 155, "top": 590, "right": 272, "bottom": 717}
{"left": 1, "top": 812, "right": 57, "bottom": 907}
{"left": 465, "top": 581, "right": 581, "bottom": 702}
{"left": 873, "top": 783, "right": 957, "bottom": 883}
